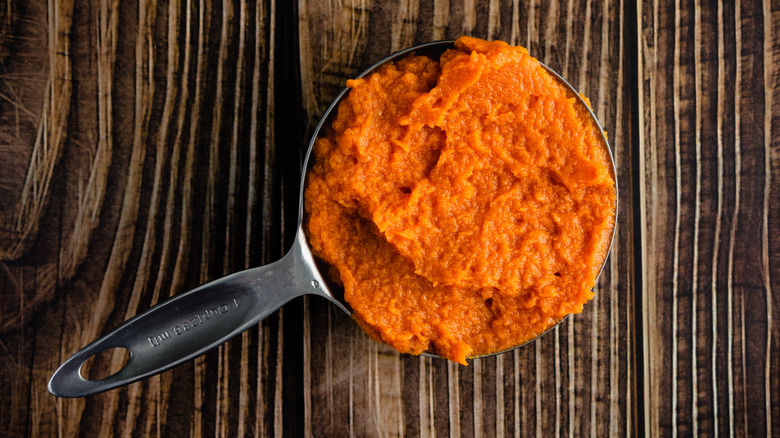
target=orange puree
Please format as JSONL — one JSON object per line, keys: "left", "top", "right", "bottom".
{"left": 305, "top": 37, "right": 616, "bottom": 364}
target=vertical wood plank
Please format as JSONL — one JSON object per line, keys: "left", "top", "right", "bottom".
{"left": 639, "top": 0, "right": 780, "bottom": 435}
{"left": 1, "top": 0, "right": 282, "bottom": 435}
{"left": 297, "top": 1, "right": 636, "bottom": 436}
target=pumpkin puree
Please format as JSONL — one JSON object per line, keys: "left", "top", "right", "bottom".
{"left": 305, "top": 37, "right": 616, "bottom": 364}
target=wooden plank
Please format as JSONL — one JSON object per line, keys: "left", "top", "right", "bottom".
{"left": 297, "top": 0, "right": 637, "bottom": 436}
{"left": 0, "top": 0, "right": 283, "bottom": 435}
{"left": 638, "top": 0, "right": 780, "bottom": 435}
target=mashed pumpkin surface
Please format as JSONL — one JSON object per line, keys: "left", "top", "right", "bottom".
{"left": 304, "top": 37, "right": 616, "bottom": 364}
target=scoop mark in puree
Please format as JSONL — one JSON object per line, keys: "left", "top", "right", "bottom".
{"left": 305, "top": 37, "right": 616, "bottom": 364}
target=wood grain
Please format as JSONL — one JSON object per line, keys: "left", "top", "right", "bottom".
{"left": 638, "top": 0, "right": 780, "bottom": 435}
{"left": 0, "top": 0, "right": 776, "bottom": 436}
{"left": 298, "top": 0, "right": 637, "bottom": 436}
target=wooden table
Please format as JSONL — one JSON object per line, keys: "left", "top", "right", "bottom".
{"left": 0, "top": 0, "right": 777, "bottom": 436}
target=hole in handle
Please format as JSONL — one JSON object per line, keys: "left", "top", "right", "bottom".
{"left": 80, "top": 347, "right": 130, "bottom": 381}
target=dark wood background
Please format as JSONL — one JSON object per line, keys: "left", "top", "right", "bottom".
{"left": 0, "top": 0, "right": 777, "bottom": 436}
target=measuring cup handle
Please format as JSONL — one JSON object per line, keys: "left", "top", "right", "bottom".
{"left": 48, "top": 244, "right": 310, "bottom": 398}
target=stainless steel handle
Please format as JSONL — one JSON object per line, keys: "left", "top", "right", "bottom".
{"left": 48, "top": 239, "right": 313, "bottom": 398}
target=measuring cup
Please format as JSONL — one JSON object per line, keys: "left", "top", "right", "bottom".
{"left": 48, "top": 41, "right": 617, "bottom": 398}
